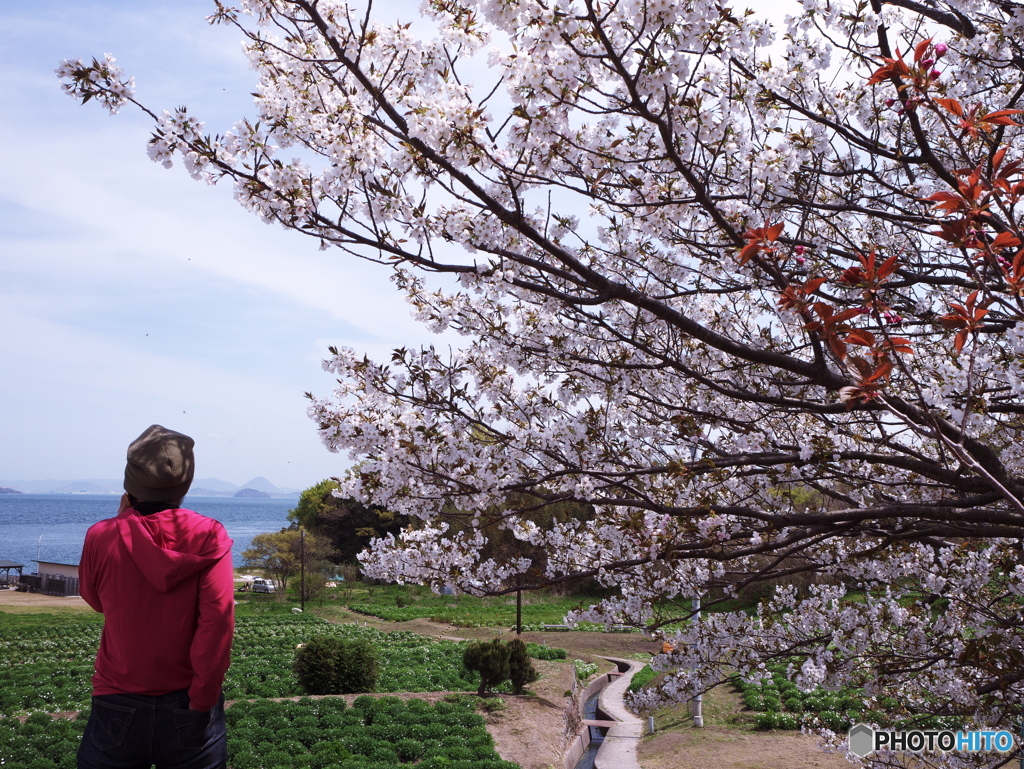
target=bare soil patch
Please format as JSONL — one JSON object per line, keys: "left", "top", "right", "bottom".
{"left": 0, "top": 590, "right": 90, "bottom": 612}
{"left": 638, "top": 728, "right": 851, "bottom": 769}
{"left": 638, "top": 685, "right": 853, "bottom": 769}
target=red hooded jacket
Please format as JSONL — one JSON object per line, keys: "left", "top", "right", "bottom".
{"left": 79, "top": 506, "right": 234, "bottom": 711}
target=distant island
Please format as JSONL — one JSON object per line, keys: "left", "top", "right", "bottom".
{"left": 234, "top": 488, "right": 272, "bottom": 498}
{"left": 0, "top": 487, "right": 22, "bottom": 494}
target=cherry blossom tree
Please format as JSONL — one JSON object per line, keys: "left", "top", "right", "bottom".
{"left": 60, "top": 0, "right": 1024, "bottom": 763}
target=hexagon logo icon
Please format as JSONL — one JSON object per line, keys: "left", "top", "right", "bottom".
{"left": 848, "top": 723, "right": 875, "bottom": 757}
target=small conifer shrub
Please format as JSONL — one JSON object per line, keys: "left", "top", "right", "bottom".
{"left": 293, "top": 635, "right": 379, "bottom": 694}
{"left": 462, "top": 639, "right": 511, "bottom": 696}
{"left": 507, "top": 637, "right": 540, "bottom": 695}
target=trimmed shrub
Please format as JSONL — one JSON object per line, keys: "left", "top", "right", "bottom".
{"left": 293, "top": 635, "right": 379, "bottom": 694}
{"left": 395, "top": 738, "right": 425, "bottom": 761}
{"left": 507, "top": 638, "right": 540, "bottom": 695}
{"left": 526, "top": 643, "right": 567, "bottom": 660}
{"left": 463, "top": 639, "right": 511, "bottom": 696}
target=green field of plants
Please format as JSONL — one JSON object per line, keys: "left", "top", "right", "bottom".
{"left": 0, "top": 695, "right": 518, "bottom": 769}
{"left": 0, "top": 613, "right": 489, "bottom": 715}
{"left": 733, "top": 664, "right": 954, "bottom": 733}
{"left": 0, "top": 611, "right": 529, "bottom": 768}
{"left": 345, "top": 585, "right": 616, "bottom": 630}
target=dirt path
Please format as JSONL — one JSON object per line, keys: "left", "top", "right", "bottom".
{"left": 639, "top": 728, "right": 851, "bottom": 769}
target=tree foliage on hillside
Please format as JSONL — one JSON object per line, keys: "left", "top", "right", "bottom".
{"left": 241, "top": 527, "right": 338, "bottom": 593}
{"left": 62, "top": 0, "right": 1024, "bottom": 761}
{"left": 288, "top": 478, "right": 411, "bottom": 564}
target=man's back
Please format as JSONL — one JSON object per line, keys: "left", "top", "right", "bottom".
{"left": 80, "top": 505, "right": 234, "bottom": 711}
{"left": 76, "top": 424, "right": 233, "bottom": 769}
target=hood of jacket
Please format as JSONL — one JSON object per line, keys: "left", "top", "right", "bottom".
{"left": 115, "top": 507, "right": 233, "bottom": 593}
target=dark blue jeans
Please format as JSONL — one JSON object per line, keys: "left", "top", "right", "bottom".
{"left": 77, "top": 690, "right": 226, "bottom": 769}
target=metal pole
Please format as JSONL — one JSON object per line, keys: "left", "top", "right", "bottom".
{"left": 300, "top": 527, "right": 305, "bottom": 612}
{"left": 691, "top": 595, "right": 704, "bottom": 727}
{"left": 516, "top": 573, "right": 523, "bottom": 635}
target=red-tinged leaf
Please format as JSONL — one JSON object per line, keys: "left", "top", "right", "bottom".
{"left": 765, "top": 222, "right": 784, "bottom": 241}
{"left": 831, "top": 308, "right": 864, "bottom": 323}
{"left": 803, "top": 276, "right": 827, "bottom": 294}
{"left": 973, "top": 306, "right": 990, "bottom": 322}
{"left": 1000, "top": 159, "right": 1023, "bottom": 177}
{"left": 838, "top": 386, "right": 862, "bottom": 407}
{"left": 847, "top": 355, "right": 874, "bottom": 378}
{"left": 966, "top": 290, "right": 980, "bottom": 304}
{"left": 812, "top": 301, "right": 834, "bottom": 319}
{"left": 877, "top": 253, "right": 899, "bottom": 280}
{"left": 954, "top": 329, "right": 969, "bottom": 353}
{"left": 993, "top": 146, "right": 1009, "bottom": 171}
{"left": 991, "top": 231, "right": 1022, "bottom": 251}
{"left": 840, "top": 266, "right": 864, "bottom": 285}
{"left": 913, "top": 37, "right": 933, "bottom": 64}
{"left": 828, "top": 337, "right": 848, "bottom": 361}
{"left": 778, "top": 286, "right": 805, "bottom": 311}
{"left": 938, "top": 312, "right": 967, "bottom": 330}
{"left": 864, "top": 358, "right": 893, "bottom": 384}
{"left": 926, "top": 191, "right": 971, "bottom": 213}
{"left": 846, "top": 329, "right": 876, "bottom": 347}
{"left": 886, "top": 337, "right": 914, "bottom": 355}
{"left": 934, "top": 98, "right": 964, "bottom": 117}
{"left": 1013, "top": 249, "right": 1024, "bottom": 276}
{"left": 737, "top": 243, "right": 760, "bottom": 265}
{"left": 982, "top": 109, "right": 1024, "bottom": 121}
{"left": 866, "top": 64, "right": 893, "bottom": 86}
{"left": 983, "top": 116, "right": 1021, "bottom": 128}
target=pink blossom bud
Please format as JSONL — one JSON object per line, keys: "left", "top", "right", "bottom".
{"left": 796, "top": 257, "right": 806, "bottom": 266}
{"left": 921, "top": 58, "right": 934, "bottom": 67}
{"left": 794, "top": 245, "right": 806, "bottom": 255}
{"left": 885, "top": 99, "right": 895, "bottom": 107}
{"left": 930, "top": 69, "right": 941, "bottom": 79}
{"left": 934, "top": 43, "right": 948, "bottom": 56}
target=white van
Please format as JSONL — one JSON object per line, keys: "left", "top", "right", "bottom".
{"left": 252, "top": 578, "right": 275, "bottom": 594}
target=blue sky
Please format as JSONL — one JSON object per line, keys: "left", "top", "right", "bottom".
{"left": 0, "top": 0, "right": 433, "bottom": 490}
{"left": 1, "top": 0, "right": 798, "bottom": 491}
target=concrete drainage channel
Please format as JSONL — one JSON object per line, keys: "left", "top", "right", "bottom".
{"left": 564, "top": 657, "right": 645, "bottom": 769}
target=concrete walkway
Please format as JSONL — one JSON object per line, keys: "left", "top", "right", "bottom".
{"left": 594, "top": 656, "right": 646, "bottom": 769}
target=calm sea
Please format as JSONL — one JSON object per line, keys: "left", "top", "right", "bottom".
{"left": 0, "top": 494, "right": 295, "bottom": 571}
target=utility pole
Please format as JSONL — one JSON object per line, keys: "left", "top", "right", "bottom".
{"left": 516, "top": 573, "right": 523, "bottom": 635}
{"left": 692, "top": 595, "right": 704, "bottom": 727}
{"left": 300, "top": 527, "right": 306, "bottom": 612}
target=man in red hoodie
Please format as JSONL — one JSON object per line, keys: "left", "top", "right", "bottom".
{"left": 77, "top": 425, "right": 234, "bottom": 769}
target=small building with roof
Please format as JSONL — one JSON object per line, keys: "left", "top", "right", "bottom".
{"left": 17, "top": 561, "right": 81, "bottom": 597}
{"left": 0, "top": 560, "right": 24, "bottom": 588}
